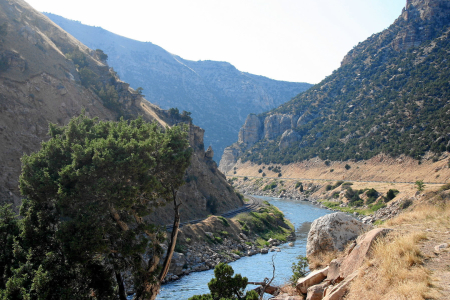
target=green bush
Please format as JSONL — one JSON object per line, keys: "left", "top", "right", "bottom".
{"left": 189, "top": 263, "right": 258, "bottom": 300}
{"left": 291, "top": 255, "right": 309, "bottom": 284}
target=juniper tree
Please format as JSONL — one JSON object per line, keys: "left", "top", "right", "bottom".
{"left": 2, "top": 113, "right": 192, "bottom": 300}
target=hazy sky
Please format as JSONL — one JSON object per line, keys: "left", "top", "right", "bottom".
{"left": 26, "top": 0, "right": 406, "bottom": 84}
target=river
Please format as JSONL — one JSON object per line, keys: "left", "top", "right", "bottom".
{"left": 156, "top": 196, "right": 331, "bottom": 299}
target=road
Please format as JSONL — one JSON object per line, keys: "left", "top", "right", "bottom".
{"left": 226, "top": 175, "right": 447, "bottom": 185}
{"left": 166, "top": 195, "right": 263, "bottom": 231}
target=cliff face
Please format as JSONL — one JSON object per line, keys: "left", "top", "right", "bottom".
{"left": 220, "top": 0, "right": 450, "bottom": 170}
{"left": 0, "top": 0, "right": 242, "bottom": 221}
{"left": 342, "top": 0, "right": 450, "bottom": 65}
{"left": 44, "top": 13, "right": 312, "bottom": 162}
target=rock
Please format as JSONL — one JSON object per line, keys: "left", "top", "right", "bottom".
{"left": 205, "top": 232, "right": 214, "bottom": 239}
{"left": 168, "top": 252, "right": 186, "bottom": 276}
{"left": 338, "top": 228, "right": 391, "bottom": 279}
{"left": 306, "top": 212, "right": 370, "bottom": 257}
{"left": 204, "top": 146, "right": 214, "bottom": 159}
{"left": 289, "top": 242, "right": 295, "bottom": 247}
{"left": 271, "top": 293, "right": 304, "bottom": 300}
{"left": 279, "top": 129, "right": 301, "bottom": 150}
{"left": 323, "top": 271, "right": 358, "bottom": 300}
{"left": 261, "top": 248, "right": 269, "bottom": 254}
{"left": 306, "top": 281, "right": 330, "bottom": 300}
{"left": 434, "top": 243, "right": 449, "bottom": 252}
{"left": 239, "top": 232, "right": 248, "bottom": 240}
{"left": 326, "top": 259, "right": 343, "bottom": 284}
{"left": 296, "top": 267, "right": 329, "bottom": 294}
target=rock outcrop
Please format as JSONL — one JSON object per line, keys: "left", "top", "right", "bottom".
{"left": 306, "top": 213, "right": 370, "bottom": 257}
{"left": 296, "top": 228, "right": 390, "bottom": 300}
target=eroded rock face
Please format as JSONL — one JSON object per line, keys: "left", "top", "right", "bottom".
{"left": 306, "top": 213, "right": 370, "bottom": 257}
{"left": 238, "top": 114, "right": 263, "bottom": 145}
{"left": 279, "top": 129, "right": 301, "bottom": 150}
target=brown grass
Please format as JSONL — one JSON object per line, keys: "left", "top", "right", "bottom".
{"left": 308, "top": 250, "right": 337, "bottom": 270}
{"left": 345, "top": 231, "right": 437, "bottom": 300}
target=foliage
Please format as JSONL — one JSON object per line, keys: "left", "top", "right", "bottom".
{"left": 365, "top": 188, "right": 379, "bottom": 205}
{"left": 344, "top": 164, "right": 351, "bottom": 170}
{"left": 345, "top": 187, "right": 363, "bottom": 207}
{"left": 65, "top": 47, "right": 88, "bottom": 68}
{"left": 263, "top": 182, "right": 277, "bottom": 191}
{"left": 237, "top": 21, "right": 450, "bottom": 165}
{"left": 291, "top": 255, "right": 309, "bottom": 284}
{"left": 415, "top": 180, "right": 425, "bottom": 192}
{"left": 168, "top": 107, "right": 193, "bottom": 123}
{"left": 385, "top": 189, "right": 400, "bottom": 202}
{"left": 95, "top": 49, "right": 108, "bottom": 61}
{"left": 189, "top": 263, "right": 258, "bottom": 300}
{"left": 2, "top": 114, "right": 192, "bottom": 299}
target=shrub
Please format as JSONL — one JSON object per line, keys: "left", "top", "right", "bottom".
{"left": 291, "top": 255, "right": 309, "bottom": 284}
{"left": 385, "top": 189, "right": 400, "bottom": 201}
{"left": 345, "top": 164, "right": 351, "bottom": 170}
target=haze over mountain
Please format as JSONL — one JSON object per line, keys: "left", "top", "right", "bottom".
{"left": 44, "top": 13, "right": 312, "bottom": 162}
{"left": 0, "top": 0, "right": 243, "bottom": 223}
{"left": 220, "top": 0, "right": 450, "bottom": 173}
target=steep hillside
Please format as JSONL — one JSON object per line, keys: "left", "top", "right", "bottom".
{"left": 0, "top": 0, "right": 242, "bottom": 223}
{"left": 220, "top": 0, "right": 450, "bottom": 173}
{"left": 44, "top": 13, "right": 312, "bottom": 161}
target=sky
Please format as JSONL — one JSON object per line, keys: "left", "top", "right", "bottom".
{"left": 25, "top": 0, "right": 406, "bottom": 84}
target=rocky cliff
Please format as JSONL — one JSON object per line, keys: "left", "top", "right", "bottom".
{"left": 220, "top": 0, "right": 450, "bottom": 170}
{"left": 0, "top": 0, "right": 242, "bottom": 222}
{"left": 44, "top": 13, "right": 312, "bottom": 162}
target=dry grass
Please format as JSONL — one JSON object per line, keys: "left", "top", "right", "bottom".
{"left": 384, "top": 202, "right": 450, "bottom": 227}
{"left": 346, "top": 198, "right": 450, "bottom": 300}
{"left": 308, "top": 250, "right": 337, "bottom": 270}
{"left": 346, "top": 231, "right": 438, "bottom": 300}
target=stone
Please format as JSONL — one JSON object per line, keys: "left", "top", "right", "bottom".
{"left": 296, "top": 267, "right": 329, "bottom": 294}
{"left": 306, "top": 212, "right": 370, "bottom": 257}
{"left": 323, "top": 271, "right": 358, "bottom": 300}
{"left": 205, "top": 146, "right": 214, "bottom": 159}
{"left": 271, "top": 293, "right": 304, "bottom": 300}
{"left": 205, "top": 232, "right": 214, "bottom": 239}
{"left": 434, "top": 243, "right": 449, "bottom": 252}
{"left": 279, "top": 129, "right": 301, "bottom": 150}
{"left": 306, "top": 281, "right": 330, "bottom": 300}
{"left": 339, "top": 228, "right": 391, "bottom": 279}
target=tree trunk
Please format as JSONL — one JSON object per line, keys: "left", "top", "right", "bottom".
{"left": 115, "top": 271, "right": 127, "bottom": 300}
{"left": 135, "top": 189, "right": 181, "bottom": 300}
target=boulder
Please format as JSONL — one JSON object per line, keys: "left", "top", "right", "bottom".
{"left": 271, "top": 294, "right": 304, "bottom": 300}
{"left": 306, "top": 281, "right": 330, "bottom": 300}
{"left": 339, "top": 228, "right": 390, "bottom": 278}
{"left": 296, "top": 267, "right": 329, "bottom": 294}
{"left": 306, "top": 212, "right": 370, "bottom": 257}
{"left": 323, "top": 271, "right": 358, "bottom": 300}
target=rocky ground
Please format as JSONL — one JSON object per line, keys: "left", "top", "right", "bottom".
{"left": 162, "top": 202, "right": 295, "bottom": 282}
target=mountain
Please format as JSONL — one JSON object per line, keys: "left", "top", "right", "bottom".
{"left": 0, "top": 0, "right": 243, "bottom": 224}
{"left": 43, "top": 13, "right": 312, "bottom": 161}
{"left": 220, "top": 0, "right": 450, "bottom": 173}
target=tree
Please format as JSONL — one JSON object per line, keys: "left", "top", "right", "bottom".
{"left": 415, "top": 180, "right": 425, "bottom": 192}
{"left": 189, "top": 263, "right": 258, "bottom": 300}
{"left": 136, "top": 87, "right": 144, "bottom": 95}
{"left": 3, "top": 113, "right": 192, "bottom": 299}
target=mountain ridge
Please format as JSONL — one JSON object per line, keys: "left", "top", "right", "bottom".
{"left": 220, "top": 0, "right": 450, "bottom": 174}
{"left": 0, "top": 0, "right": 243, "bottom": 224}
{"left": 44, "top": 12, "right": 312, "bottom": 161}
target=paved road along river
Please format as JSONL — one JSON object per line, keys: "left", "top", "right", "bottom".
{"left": 156, "top": 196, "right": 331, "bottom": 299}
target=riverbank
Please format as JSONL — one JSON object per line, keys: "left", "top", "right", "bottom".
{"left": 227, "top": 176, "right": 444, "bottom": 224}
{"left": 163, "top": 199, "right": 295, "bottom": 282}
